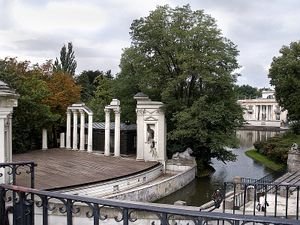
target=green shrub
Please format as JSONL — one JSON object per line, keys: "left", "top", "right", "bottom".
{"left": 253, "top": 132, "right": 300, "bottom": 164}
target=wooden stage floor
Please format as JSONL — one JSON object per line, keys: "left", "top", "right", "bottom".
{"left": 13, "top": 149, "right": 158, "bottom": 190}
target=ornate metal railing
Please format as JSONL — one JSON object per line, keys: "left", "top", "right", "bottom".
{"left": 222, "top": 181, "right": 300, "bottom": 220}
{"left": 0, "top": 161, "right": 37, "bottom": 225}
{"left": 0, "top": 184, "right": 299, "bottom": 225}
{"left": 0, "top": 161, "right": 37, "bottom": 188}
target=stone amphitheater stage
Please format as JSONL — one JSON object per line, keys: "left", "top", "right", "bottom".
{"left": 12, "top": 149, "right": 158, "bottom": 190}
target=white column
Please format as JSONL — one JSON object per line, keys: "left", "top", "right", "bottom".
{"left": 60, "top": 133, "right": 65, "bottom": 148}
{"left": 8, "top": 114, "right": 12, "bottom": 163}
{"left": 259, "top": 105, "right": 262, "bottom": 121}
{"left": 87, "top": 114, "right": 93, "bottom": 153}
{"left": 72, "top": 110, "right": 78, "bottom": 150}
{"left": 66, "top": 110, "right": 71, "bottom": 149}
{"left": 114, "top": 108, "right": 121, "bottom": 157}
{"left": 136, "top": 109, "right": 144, "bottom": 160}
{"left": 104, "top": 108, "right": 111, "bottom": 156}
{"left": 0, "top": 117, "right": 6, "bottom": 183}
{"left": 79, "top": 110, "right": 85, "bottom": 151}
{"left": 42, "top": 128, "right": 48, "bottom": 150}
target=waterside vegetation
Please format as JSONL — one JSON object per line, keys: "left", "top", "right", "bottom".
{"left": 245, "top": 149, "right": 286, "bottom": 171}
{"left": 249, "top": 132, "right": 300, "bottom": 169}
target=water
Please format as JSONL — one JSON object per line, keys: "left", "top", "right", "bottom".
{"left": 157, "top": 129, "right": 283, "bottom": 206}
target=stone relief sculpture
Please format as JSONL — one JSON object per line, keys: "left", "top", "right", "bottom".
{"left": 147, "top": 124, "right": 157, "bottom": 158}
{"left": 290, "top": 143, "right": 299, "bottom": 153}
{"left": 172, "top": 148, "right": 194, "bottom": 160}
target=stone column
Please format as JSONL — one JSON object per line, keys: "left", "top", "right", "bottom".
{"left": 72, "top": 110, "right": 78, "bottom": 150}
{"left": 114, "top": 108, "right": 121, "bottom": 157}
{"left": 0, "top": 116, "right": 7, "bottom": 183}
{"left": 87, "top": 114, "right": 93, "bottom": 153}
{"left": 135, "top": 109, "right": 144, "bottom": 160}
{"left": 42, "top": 129, "right": 48, "bottom": 150}
{"left": 66, "top": 110, "right": 71, "bottom": 149}
{"left": 79, "top": 110, "right": 85, "bottom": 151}
{"left": 60, "top": 133, "right": 65, "bottom": 148}
{"left": 104, "top": 108, "right": 111, "bottom": 156}
{"left": 8, "top": 114, "right": 12, "bottom": 163}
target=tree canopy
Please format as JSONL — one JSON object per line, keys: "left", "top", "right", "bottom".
{"left": 234, "top": 84, "right": 261, "bottom": 99}
{"left": 54, "top": 42, "right": 77, "bottom": 76}
{"left": 269, "top": 41, "right": 300, "bottom": 122}
{"left": 0, "top": 58, "right": 81, "bottom": 152}
{"left": 116, "top": 5, "right": 243, "bottom": 168}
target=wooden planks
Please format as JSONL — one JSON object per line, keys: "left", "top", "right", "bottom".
{"left": 13, "top": 149, "right": 158, "bottom": 190}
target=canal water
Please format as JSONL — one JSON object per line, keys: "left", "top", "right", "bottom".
{"left": 157, "top": 129, "right": 284, "bottom": 206}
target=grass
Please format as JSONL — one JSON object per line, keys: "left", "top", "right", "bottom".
{"left": 245, "top": 149, "right": 286, "bottom": 171}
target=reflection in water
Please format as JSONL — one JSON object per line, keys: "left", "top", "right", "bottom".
{"left": 157, "top": 129, "right": 283, "bottom": 206}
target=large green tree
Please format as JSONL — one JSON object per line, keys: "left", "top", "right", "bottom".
{"left": 54, "top": 42, "right": 77, "bottom": 76}
{"left": 234, "top": 84, "right": 261, "bottom": 99}
{"left": 269, "top": 41, "right": 300, "bottom": 124}
{"left": 0, "top": 58, "right": 59, "bottom": 152}
{"left": 117, "top": 5, "right": 243, "bottom": 169}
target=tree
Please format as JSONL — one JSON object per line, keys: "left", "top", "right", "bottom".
{"left": 0, "top": 58, "right": 59, "bottom": 152}
{"left": 269, "top": 41, "right": 300, "bottom": 122}
{"left": 117, "top": 5, "right": 243, "bottom": 170}
{"left": 76, "top": 70, "right": 112, "bottom": 103}
{"left": 87, "top": 72, "right": 114, "bottom": 121}
{"left": 54, "top": 42, "right": 77, "bottom": 75}
{"left": 234, "top": 84, "right": 261, "bottom": 99}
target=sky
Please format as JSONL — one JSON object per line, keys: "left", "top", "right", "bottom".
{"left": 0, "top": 0, "right": 299, "bottom": 88}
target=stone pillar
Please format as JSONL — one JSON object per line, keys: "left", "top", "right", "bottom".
{"left": 79, "top": 110, "right": 85, "bottom": 151}
{"left": 60, "top": 133, "right": 65, "bottom": 148}
{"left": 7, "top": 114, "right": 12, "bottom": 163}
{"left": 87, "top": 114, "right": 93, "bottom": 153}
{"left": 0, "top": 117, "right": 7, "bottom": 183}
{"left": 233, "top": 176, "right": 242, "bottom": 191}
{"left": 66, "top": 110, "right": 71, "bottom": 149}
{"left": 114, "top": 108, "right": 121, "bottom": 157}
{"left": 287, "top": 150, "right": 300, "bottom": 173}
{"left": 136, "top": 109, "right": 144, "bottom": 160}
{"left": 104, "top": 108, "right": 111, "bottom": 156}
{"left": 42, "top": 128, "right": 48, "bottom": 150}
{"left": 72, "top": 110, "right": 78, "bottom": 150}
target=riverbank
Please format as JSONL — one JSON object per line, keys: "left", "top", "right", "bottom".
{"left": 245, "top": 149, "right": 286, "bottom": 171}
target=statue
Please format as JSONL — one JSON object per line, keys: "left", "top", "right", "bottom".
{"left": 172, "top": 148, "right": 194, "bottom": 160}
{"left": 290, "top": 143, "right": 299, "bottom": 153}
{"left": 147, "top": 124, "right": 157, "bottom": 158}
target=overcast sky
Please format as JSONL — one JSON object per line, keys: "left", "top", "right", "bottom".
{"left": 0, "top": 0, "right": 299, "bottom": 88}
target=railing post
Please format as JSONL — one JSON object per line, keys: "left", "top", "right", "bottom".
{"left": 66, "top": 199, "right": 73, "bottom": 225}
{"left": 0, "top": 186, "right": 5, "bottom": 225}
{"left": 122, "top": 208, "right": 128, "bottom": 225}
{"left": 42, "top": 196, "right": 48, "bottom": 225}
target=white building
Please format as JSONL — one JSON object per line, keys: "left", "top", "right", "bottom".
{"left": 238, "top": 90, "right": 288, "bottom": 128}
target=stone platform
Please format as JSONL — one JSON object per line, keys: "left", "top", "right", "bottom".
{"left": 13, "top": 149, "right": 158, "bottom": 190}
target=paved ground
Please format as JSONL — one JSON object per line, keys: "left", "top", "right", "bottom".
{"left": 13, "top": 149, "right": 158, "bottom": 190}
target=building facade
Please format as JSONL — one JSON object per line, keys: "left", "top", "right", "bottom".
{"left": 238, "top": 90, "right": 288, "bottom": 128}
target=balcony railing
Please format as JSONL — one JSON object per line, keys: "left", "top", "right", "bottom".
{"left": 0, "top": 161, "right": 299, "bottom": 225}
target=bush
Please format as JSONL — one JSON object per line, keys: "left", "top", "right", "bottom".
{"left": 253, "top": 131, "right": 300, "bottom": 164}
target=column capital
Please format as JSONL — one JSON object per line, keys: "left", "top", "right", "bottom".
{"left": 104, "top": 108, "right": 111, "bottom": 113}
{"left": 79, "top": 109, "right": 85, "bottom": 115}
{"left": 66, "top": 109, "right": 72, "bottom": 115}
{"left": 71, "top": 109, "right": 78, "bottom": 114}
{"left": 113, "top": 107, "right": 121, "bottom": 114}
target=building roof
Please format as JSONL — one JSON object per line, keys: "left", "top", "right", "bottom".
{"left": 84, "top": 122, "right": 136, "bottom": 131}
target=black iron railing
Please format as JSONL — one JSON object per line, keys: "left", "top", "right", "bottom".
{"left": 0, "top": 161, "right": 37, "bottom": 188}
{"left": 0, "top": 184, "right": 299, "bottom": 225}
{"left": 0, "top": 161, "right": 37, "bottom": 225}
{"left": 223, "top": 181, "right": 300, "bottom": 220}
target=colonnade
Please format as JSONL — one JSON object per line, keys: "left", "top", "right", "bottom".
{"left": 104, "top": 99, "right": 121, "bottom": 157}
{"left": 66, "top": 103, "right": 93, "bottom": 152}
{"left": 0, "top": 81, "right": 18, "bottom": 184}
